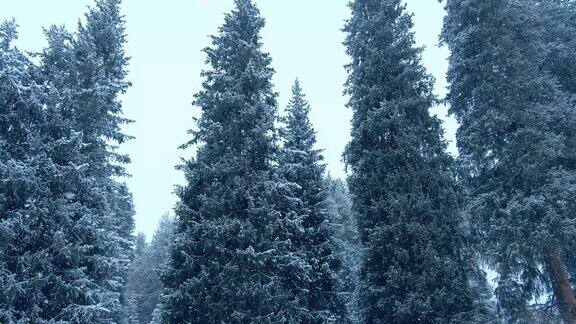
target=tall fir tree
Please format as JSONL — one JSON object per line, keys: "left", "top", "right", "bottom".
{"left": 343, "top": 0, "right": 491, "bottom": 322}
{"left": 525, "top": 0, "right": 576, "bottom": 318}
{"left": 0, "top": 19, "right": 55, "bottom": 322}
{"left": 73, "top": 0, "right": 135, "bottom": 279}
{"left": 0, "top": 0, "right": 138, "bottom": 320}
{"left": 71, "top": 0, "right": 136, "bottom": 320}
{"left": 0, "top": 21, "right": 115, "bottom": 322}
{"left": 161, "top": 1, "right": 310, "bottom": 322}
{"left": 530, "top": 0, "right": 576, "bottom": 95}
{"left": 442, "top": 0, "right": 576, "bottom": 322}
{"left": 279, "top": 80, "right": 347, "bottom": 322}
{"left": 530, "top": 1, "right": 576, "bottom": 299}
{"left": 0, "top": 14, "right": 135, "bottom": 321}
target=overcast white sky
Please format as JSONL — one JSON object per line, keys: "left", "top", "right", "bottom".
{"left": 1, "top": 0, "right": 455, "bottom": 238}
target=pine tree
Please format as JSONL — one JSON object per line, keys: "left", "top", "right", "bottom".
{"left": 325, "top": 176, "right": 361, "bottom": 321}
{"left": 161, "top": 1, "right": 309, "bottom": 322}
{"left": 279, "top": 80, "right": 347, "bottom": 322}
{"left": 343, "top": 0, "right": 491, "bottom": 322}
{"left": 442, "top": 0, "right": 576, "bottom": 322}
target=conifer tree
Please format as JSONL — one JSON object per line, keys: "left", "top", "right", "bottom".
{"left": 0, "top": 20, "right": 53, "bottom": 322}
{"left": 2, "top": 0, "right": 137, "bottom": 320}
{"left": 279, "top": 80, "right": 347, "bottom": 322}
{"left": 0, "top": 19, "right": 128, "bottom": 321}
{"left": 531, "top": 0, "right": 576, "bottom": 95}
{"left": 325, "top": 177, "right": 361, "bottom": 321}
{"left": 127, "top": 233, "right": 154, "bottom": 323}
{"left": 1, "top": 1, "right": 135, "bottom": 322}
{"left": 442, "top": 0, "right": 576, "bottom": 322}
{"left": 71, "top": 0, "right": 135, "bottom": 320}
{"left": 74, "top": 0, "right": 135, "bottom": 274}
{"left": 127, "top": 214, "right": 175, "bottom": 323}
{"left": 343, "top": 0, "right": 491, "bottom": 322}
{"left": 525, "top": 0, "right": 576, "bottom": 317}
{"left": 161, "top": 1, "right": 309, "bottom": 322}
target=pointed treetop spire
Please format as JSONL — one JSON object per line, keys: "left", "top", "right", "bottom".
{"left": 282, "top": 78, "right": 317, "bottom": 153}
{"left": 0, "top": 19, "right": 17, "bottom": 49}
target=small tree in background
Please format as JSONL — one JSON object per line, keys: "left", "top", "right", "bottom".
{"left": 279, "top": 80, "right": 347, "bottom": 322}
{"left": 127, "top": 214, "right": 175, "bottom": 324}
{"left": 325, "top": 176, "right": 361, "bottom": 321}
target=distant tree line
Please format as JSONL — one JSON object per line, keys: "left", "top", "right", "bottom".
{"left": 1, "top": 0, "right": 575, "bottom": 323}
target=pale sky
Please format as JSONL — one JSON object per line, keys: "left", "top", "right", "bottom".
{"left": 1, "top": 0, "right": 455, "bottom": 238}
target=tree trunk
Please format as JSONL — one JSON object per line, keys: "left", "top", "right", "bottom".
{"left": 545, "top": 250, "right": 576, "bottom": 324}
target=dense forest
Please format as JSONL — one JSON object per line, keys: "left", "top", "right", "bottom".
{"left": 1, "top": 0, "right": 575, "bottom": 323}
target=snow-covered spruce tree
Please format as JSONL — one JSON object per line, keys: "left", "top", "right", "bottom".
{"left": 442, "top": 0, "right": 576, "bottom": 322}
{"left": 528, "top": 0, "right": 576, "bottom": 95}
{"left": 161, "top": 1, "right": 310, "bottom": 322}
{"left": 279, "top": 80, "right": 347, "bottom": 322}
{"left": 72, "top": 0, "right": 136, "bottom": 320}
{"left": 538, "top": 1, "right": 576, "bottom": 299}
{"left": 31, "top": 0, "right": 135, "bottom": 321}
{"left": 38, "top": 25, "right": 118, "bottom": 322}
{"left": 0, "top": 19, "right": 129, "bottom": 322}
{"left": 1, "top": 2, "right": 132, "bottom": 321}
{"left": 0, "top": 20, "right": 56, "bottom": 322}
{"left": 127, "top": 214, "right": 175, "bottom": 323}
{"left": 147, "top": 214, "right": 175, "bottom": 323}
{"left": 325, "top": 176, "right": 361, "bottom": 321}
{"left": 127, "top": 233, "right": 154, "bottom": 324}
{"left": 74, "top": 0, "right": 135, "bottom": 272}
{"left": 524, "top": 0, "right": 576, "bottom": 318}
{"left": 343, "top": 0, "right": 492, "bottom": 322}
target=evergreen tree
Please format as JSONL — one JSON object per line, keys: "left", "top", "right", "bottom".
{"left": 148, "top": 214, "right": 175, "bottom": 323}
{"left": 127, "top": 214, "right": 175, "bottom": 323}
{"left": 161, "top": 1, "right": 309, "bottom": 322}
{"left": 70, "top": 0, "right": 135, "bottom": 320}
{"left": 40, "top": 24, "right": 118, "bottom": 322}
{"left": 127, "top": 233, "right": 152, "bottom": 323}
{"left": 343, "top": 0, "right": 491, "bottom": 322}
{"left": 325, "top": 176, "right": 361, "bottom": 321}
{"left": 0, "top": 19, "right": 54, "bottom": 322}
{"left": 442, "top": 0, "right": 576, "bottom": 322}
{"left": 279, "top": 80, "right": 347, "bottom": 322}
{"left": 0, "top": 16, "right": 133, "bottom": 321}
{"left": 530, "top": 0, "right": 576, "bottom": 95}
{"left": 74, "top": 0, "right": 135, "bottom": 286}
{"left": 0, "top": 18, "right": 132, "bottom": 321}
{"left": 0, "top": 0, "right": 137, "bottom": 320}
{"left": 526, "top": 0, "right": 576, "bottom": 318}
